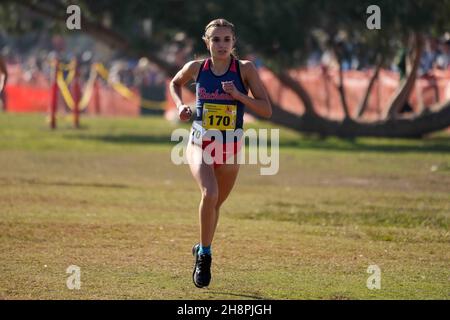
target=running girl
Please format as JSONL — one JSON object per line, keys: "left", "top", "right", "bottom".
{"left": 169, "top": 18, "right": 272, "bottom": 288}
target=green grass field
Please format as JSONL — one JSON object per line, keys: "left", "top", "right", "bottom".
{"left": 0, "top": 113, "right": 449, "bottom": 300}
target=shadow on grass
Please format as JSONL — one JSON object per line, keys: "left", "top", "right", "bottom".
{"left": 0, "top": 177, "right": 133, "bottom": 189}
{"left": 206, "top": 291, "right": 270, "bottom": 300}
{"left": 64, "top": 133, "right": 450, "bottom": 154}
{"left": 64, "top": 134, "right": 177, "bottom": 146}
{"left": 278, "top": 136, "right": 450, "bottom": 154}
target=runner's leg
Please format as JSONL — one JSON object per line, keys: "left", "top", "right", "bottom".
{"left": 187, "top": 143, "right": 218, "bottom": 247}
{"left": 213, "top": 163, "right": 240, "bottom": 238}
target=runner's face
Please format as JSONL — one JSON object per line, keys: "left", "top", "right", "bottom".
{"left": 206, "top": 27, "right": 235, "bottom": 59}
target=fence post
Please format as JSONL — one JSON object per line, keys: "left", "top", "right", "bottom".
{"left": 94, "top": 77, "right": 100, "bottom": 115}
{"left": 73, "top": 59, "right": 80, "bottom": 128}
{"left": 50, "top": 59, "right": 59, "bottom": 129}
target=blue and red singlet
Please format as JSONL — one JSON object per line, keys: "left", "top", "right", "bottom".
{"left": 190, "top": 56, "right": 248, "bottom": 167}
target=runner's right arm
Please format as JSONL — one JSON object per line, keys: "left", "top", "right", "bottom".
{"left": 169, "top": 61, "right": 201, "bottom": 121}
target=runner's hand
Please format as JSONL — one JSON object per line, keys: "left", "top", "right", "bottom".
{"left": 178, "top": 104, "right": 192, "bottom": 122}
{"left": 222, "top": 81, "right": 241, "bottom": 99}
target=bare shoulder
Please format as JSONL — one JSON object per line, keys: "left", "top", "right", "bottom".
{"left": 185, "top": 59, "right": 203, "bottom": 69}
{"left": 239, "top": 60, "right": 258, "bottom": 79}
{"left": 183, "top": 59, "right": 203, "bottom": 76}
{"left": 239, "top": 60, "right": 257, "bottom": 71}
{"left": 173, "top": 59, "right": 203, "bottom": 83}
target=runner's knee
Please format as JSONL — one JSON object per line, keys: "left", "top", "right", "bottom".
{"left": 201, "top": 187, "right": 219, "bottom": 205}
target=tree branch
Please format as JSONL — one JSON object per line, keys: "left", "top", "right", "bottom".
{"left": 356, "top": 55, "right": 383, "bottom": 118}
{"left": 273, "top": 98, "right": 450, "bottom": 138}
{"left": 270, "top": 69, "right": 318, "bottom": 117}
{"left": 383, "top": 32, "right": 424, "bottom": 119}
{"left": 337, "top": 62, "right": 351, "bottom": 119}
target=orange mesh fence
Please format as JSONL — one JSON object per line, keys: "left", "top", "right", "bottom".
{"left": 84, "top": 84, "right": 140, "bottom": 117}
{"left": 259, "top": 66, "right": 450, "bottom": 120}
{"left": 4, "top": 63, "right": 450, "bottom": 118}
{"left": 5, "top": 84, "right": 51, "bottom": 113}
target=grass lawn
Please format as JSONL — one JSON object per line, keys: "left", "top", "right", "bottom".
{"left": 0, "top": 113, "right": 449, "bottom": 299}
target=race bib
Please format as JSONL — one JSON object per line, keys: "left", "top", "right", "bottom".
{"left": 202, "top": 103, "right": 237, "bottom": 131}
{"left": 190, "top": 121, "right": 205, "bottom": 146}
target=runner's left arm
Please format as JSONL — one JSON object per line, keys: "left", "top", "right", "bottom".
{"left": 0, "top": 56, "right": 7, "bottom": 93}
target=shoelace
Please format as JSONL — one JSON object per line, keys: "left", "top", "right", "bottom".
{"left": 197, "top": 255, "right": 211, "bottom": 271}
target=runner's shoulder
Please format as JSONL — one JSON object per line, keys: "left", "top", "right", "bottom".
{"left": 183, "top": 60, "right": 203, "bottom": 74}
{"left": 238, "top": 60, "right": 257, "bottom": 74}
{"left": 238, "top": 60, "right": 258, "bottom": 81}
{"left": 179, "top": 60, "right": 203, "bottom": 81}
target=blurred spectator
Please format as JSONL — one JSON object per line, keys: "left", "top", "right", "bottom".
{"left": 306, "top": 50, "right": 322, "bottom": 67}
{"left": 393, "top": 47, "right": 408, "bottom": 79}
{"left": 435, "top": 38, "right": 450, "bottom": 70}
{"left": 321, "top": 47, "right": 339, "bottom": 69}
{"left": 162, "top": 32, "right": 194, "bottom": 68}
{"left": 109, "top": 60, "right": 132, "bottom": 86}
{"left": 23, "top": 56, "right": 39, "bottom": 83}
{"left": 134, "top": 57, "right": 166, "bottom": 115}
{"left": 419, "top": 37, "right": 440, "bottom": 75}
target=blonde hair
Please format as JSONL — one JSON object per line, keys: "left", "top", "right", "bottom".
{"left": 202, "top": 18, "right": 238, "bottom": 59}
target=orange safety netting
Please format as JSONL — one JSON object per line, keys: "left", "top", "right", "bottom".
{"left": 259, "top": 67, "right": 450, "bottom": 120}
{"left": 4, "top": 83, "right": 142, "bottom": 116}
{"left": 5, "top": 85, "right": 51, "bottom": 113}
{"left": 4, "top": 63, "right": 450, "bottom": 118}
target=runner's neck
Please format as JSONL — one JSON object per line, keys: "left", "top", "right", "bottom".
{"left": 210, "top": 56, "right": 232, "bottom": 76}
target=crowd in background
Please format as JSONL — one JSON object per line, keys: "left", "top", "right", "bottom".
{"left": 307, "top": 33, "right": 450, "bottom": 75}
{"left": 1, "top": 32, "right": 450, "bottom": 92}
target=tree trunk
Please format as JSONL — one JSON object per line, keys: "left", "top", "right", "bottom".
{"left": 273, "top": 70, "right": 318, "bottom": 117}
{"left": 383, "top": 32, "right": 424, "bottom": 119}
{"left": 356, "top": 56, "right": 383, "bottom": 118}
{"left": 337, "top": 62, "right": 351, "bottom": 119}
